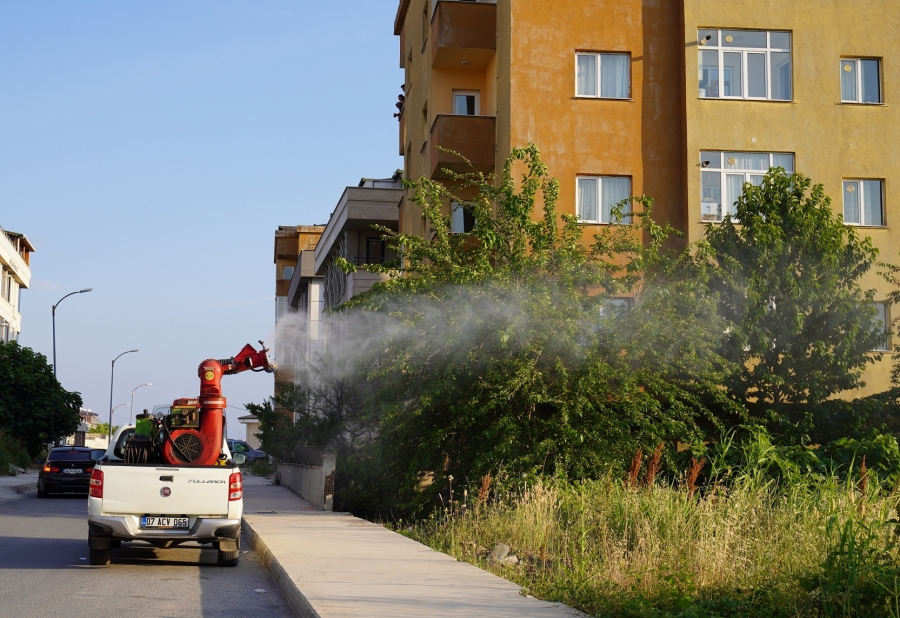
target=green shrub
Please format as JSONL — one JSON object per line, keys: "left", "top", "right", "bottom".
{"left": 0, "top": 430, "right": 31, "bottom": 475}
{"left": 248, "top": 459, "right": 275, "bottom": 477}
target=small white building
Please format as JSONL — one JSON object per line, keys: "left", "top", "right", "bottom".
{"left": 238, "top": 414, "right": 262, "bottom": 449}
{"left": 0, "top": 227, "right": 34, "bottom": 342}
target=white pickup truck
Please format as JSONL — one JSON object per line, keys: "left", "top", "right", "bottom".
{"left": 86, "top": 425, "right": 247, "bottom": 566}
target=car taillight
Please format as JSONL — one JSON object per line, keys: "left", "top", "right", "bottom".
{"left": 89, "top": 469, "right": 104, "bottom": 499}
{"left": 85, "top": 467, "right": 93, "bottom": 474}
{"left": 228, "top": 472, "right": 243, "bottom": 501}
{"left": 43, "top": 465, "right": 60, "bottom": 473}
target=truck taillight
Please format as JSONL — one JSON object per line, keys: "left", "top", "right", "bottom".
{"left": 89, "top": 469, "right": 104, "bottom": 498}
{"left": 228, "top": 472, "right": 243, "bottom": 501}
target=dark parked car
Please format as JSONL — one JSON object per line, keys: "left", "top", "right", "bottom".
{"left": 225, "top": 439, "right": 267, "bottom": 464}
{"left": 38, "top": 446, "right": 104, "bottom": 498}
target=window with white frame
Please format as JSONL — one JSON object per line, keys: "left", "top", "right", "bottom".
{"left": 843, "top": 180, "right": 884, "bottom": 226}
{"left": 873, "top": 302, "right": 891, "bottom": 351}
{"left": 453, "top": 91, "right": 480, "bottom": 115}
{"left": 698, "top": 29, "right": 792, "bottom": 100}
{"left": 577, "top": 176, "right": 632, "bottom": 224}
{"left": 451, "top": 202, "right": 475, "bottom": 233}
{"left": 700, "top": 151, "right": 794, "bottom": 222}
{"left": 576, "top": 53, "right": 631, "bottom": 99}
{"left": 841, "top": 58, "right": 882, "bottom": 104}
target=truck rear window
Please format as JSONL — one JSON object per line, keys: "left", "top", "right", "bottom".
{"left": 48, "top": 450, "right": 93, "bottom": 461}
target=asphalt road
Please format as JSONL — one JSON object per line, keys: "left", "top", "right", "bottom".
{"left": 0, "top": 491, "right": 296, "bottom": 618}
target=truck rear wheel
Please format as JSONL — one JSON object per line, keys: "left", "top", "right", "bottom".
{"left": 216, "top": 536, "right": 240, "bottom": 567}
{"left": 89, "top": 547, "right": 110, "bottom": 566}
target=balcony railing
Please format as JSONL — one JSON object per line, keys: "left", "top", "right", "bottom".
{"left": 429, "top": 114, "right": 496, "bottom": 179}
{"left": 352, "top": 256, "right": 396, "bottom": 266}
{"left": 430, "top": 0, "right": 497, "bottom": 70}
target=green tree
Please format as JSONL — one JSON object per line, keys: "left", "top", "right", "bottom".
{"left": 91, "top": 423, "right": 119, "bottom": 436}
{"left": 0, "top": 341, "right": 83, "bottom": 457}
{"left": 705, "top": 169, "right": 884, "bottom": 406}
{"left": 342, "top": 144, "right": 739, "bottom": 510}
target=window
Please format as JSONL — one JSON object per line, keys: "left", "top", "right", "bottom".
{"left": 366, "top": 238, "right": 385, "bottom": 263}
{"left": 576, "top": 176, "right": 632, "bottom": 224}
{"left": 843, "top": 180, "right": 884, "bottom": 226}
{"left": 576, "top": 53, "right": 631, "bottom": 99}
{"left": 282, "top": 266, "right": 295, "bottom": 280}
{"left": 873, "top": 303, "right": 891, "bottom": 352}
{"left": 700, "top": 151, "right": 794, "bottom": 221}
{"left": 698, "top": 29, "right": 792, "bottom": 100}
{"left": 276, "top": 296, "right": 289, "bottom": 321}
{"left": 841, "top": 58, "right": 882, "bottom": 104}
{"left": 453, "top": 91, "right": 480, "bottom": 115}
{"left": 451, "top": 202, "right": 475, "bottom": 233}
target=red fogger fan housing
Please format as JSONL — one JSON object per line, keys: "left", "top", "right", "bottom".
{"left": 161, "top": 343, "right": 274, "bottom": 466}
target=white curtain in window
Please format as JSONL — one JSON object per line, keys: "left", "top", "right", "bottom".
{"left": 577, "top": 55, "right": 596, "bottom": 97}
{"left": 725, "top": 174, "right": 744, "bottom": 218}
{"left": 874, "top": 303, "right": 890, "bottom": 350}
{"left": 602, "top": 177, "right": 631, "bottom": 223}
{"left": 577, "top": 178, "right": 598, "bottom": 222}
{"left": 725, "top": 152, "right": 769, "bottom": 171}
{"left": 841, "top": 61, "right": 857, "bottom": 101}
{"left": 772, "top": 154, "right": 794, "bottom": 172}
{"left": 451, "top": 203, "right": 464, "bottom": 233}
{"left": 863, "top": 180, "right": 883, "bottom": 226}
{"left": 843, "top": 182, "right": 860, "bottom": 224}
{"left": 600, "top": 54, "right": 629, "bottom": 98}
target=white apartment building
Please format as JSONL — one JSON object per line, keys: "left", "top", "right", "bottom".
{"left": 0, "top": 226, "right": 34, "bottom": 342}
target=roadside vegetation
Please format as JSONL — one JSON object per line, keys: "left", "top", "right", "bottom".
{"left": 0, "top": 341, "right": 82, "bottom": 472}
{"left": 402, "top": 433, "right": 900, "bottom": 617}
{"left": 0, "top": 430, "right": 31, "bottom": 475}
{"left": 251, "top": 144, "right": 900, "bottom": 615}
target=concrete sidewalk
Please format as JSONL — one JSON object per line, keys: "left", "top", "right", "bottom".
{"left": 0, "top": 471, "right": 38, "bottom": 499}
{"left": 241, "top": 475, "right": 584, "bottom": 618}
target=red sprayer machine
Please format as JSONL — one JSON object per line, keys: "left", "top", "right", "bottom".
{"left": 123, "top": 342, "right": 275, "bottom": 466}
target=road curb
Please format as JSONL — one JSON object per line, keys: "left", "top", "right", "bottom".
{"left": 13, "top": 481, "right": 37, "bottom": 494}
{"left": 0, "top": 479, "right": 37, "bottom": 499}
{"left": 242, "top": 516, "right": 320, "bottom": 618}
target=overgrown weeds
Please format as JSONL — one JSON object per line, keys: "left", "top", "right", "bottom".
{"left": 400, "top": 444, "right": 900, "bottom": 617}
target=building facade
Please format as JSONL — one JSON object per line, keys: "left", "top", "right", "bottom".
{"left": 394, "top": 0, "right": 900, "bottom": 395}
{"left": 274, "top": 225, "right": 327, "bottom": 385}
{"left": 0, "top": 226, "right": 34, "bottom": 343}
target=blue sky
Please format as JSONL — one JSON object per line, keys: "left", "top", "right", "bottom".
{"left": 0, "top": 1, "right": 403, "bottom": 438}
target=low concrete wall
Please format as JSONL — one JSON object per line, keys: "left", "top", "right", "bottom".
{"left": 276, "top": 455, "right": 336, "bottom": 511}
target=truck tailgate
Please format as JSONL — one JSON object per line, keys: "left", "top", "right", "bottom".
{"left": 100, "top": 465, "right": 230, "bottom": 516}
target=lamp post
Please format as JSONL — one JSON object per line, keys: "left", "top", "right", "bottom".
{"left": 108, "top": 349, "right": 138, "bottom": 444}
{"left": 52, "top": 288, "right": 93, "bottom": 378}
{"left": 109, "top": 403, "right": 129, "bottom": 436}
{"left": 129, "top": 383, "right": 152, "bottom": 424}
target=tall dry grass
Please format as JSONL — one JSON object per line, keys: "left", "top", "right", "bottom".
{"left": 401, "top": 447, "right": 900, "bottom": 617}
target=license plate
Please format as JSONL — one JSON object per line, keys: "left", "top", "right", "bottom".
{"left": 141, "top": 516, "right": 189, "bottom": 529}
{"left": 63, "top": 468, "right": 81, "bottom": 474}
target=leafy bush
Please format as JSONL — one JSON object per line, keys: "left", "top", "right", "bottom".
{"left": 0, "top": 430, "right": 31, "bottom": 475}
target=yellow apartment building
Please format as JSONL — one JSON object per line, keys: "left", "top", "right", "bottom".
{"left": 394, "top": 0, "right": 900, "bottom": 396}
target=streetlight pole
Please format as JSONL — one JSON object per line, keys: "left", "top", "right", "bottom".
{"left": 52, "top": 288, "right": 93, "bottom": 378}
{"left": 109, "top": 403, "right": 129, "bottom": 434}
{"left": 108, "top": 349, "right": 138, "bottom": 444}
{"left": 129, "top": 383, "right": 153, "bottom": 424}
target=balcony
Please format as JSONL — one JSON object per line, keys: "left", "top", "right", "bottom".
{"left": 430, "top": 0, "right": 496, "bottom": 70}
{"left": 429, "top": 114, "right": 496, "bottom": 179}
